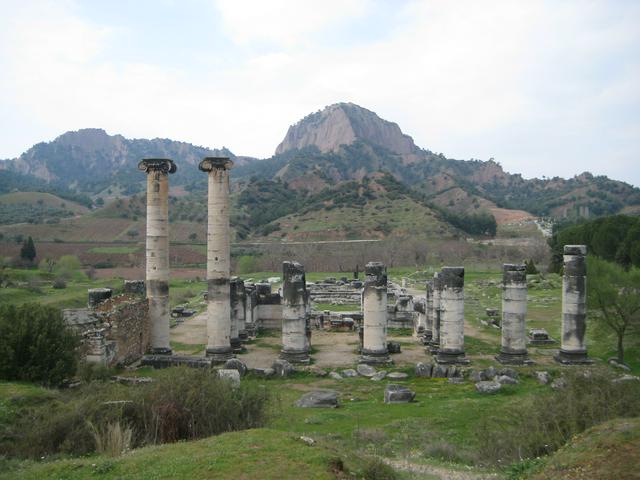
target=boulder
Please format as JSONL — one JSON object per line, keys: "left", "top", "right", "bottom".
{"left": 295, "top": 390, "right": 339, "bottom": 408}
{"left": 387, "top": 372, "right": 409, "bottom": 380}
{"left": 415, "top": 362, "right": 433, "bottom": 378}
{"left": 371, "top": 371, "right": 387, "bottom": 381}
{"left": 481, "top": 366, "right": 496, "bottom": 381}
{"left": 218, "top": 369, "right": 241, "bottom": 387}
{"left": 341, "top": 369, "right": 358, "bottom": 378}
{"left": 252, "top": 367, "right": 275, "bottom": 378}
{"left": 496, "top": 375, "right": 518, "bottom": 385}
{"left": 535, "top": 371, "right": 550, "bottom": 385}
{"left": 224, "top": 358, "right": 248, "bottom": 376}
{"left": 272, "top": 359, "right": 294, "bottom": 378}
{"left": 384, "top": 384, "right": 416, "bottom": 404}
{"left": 308, "top": 366, "right": 328, "bottom": 377}
{"left": 469, "top": 370, "right": 483, "bottom": 383}
{"left": 357, "top": 364, "right": 377, "bottom": 378}
{"left": 496, "top": 367, "right": 518, "bottom": 379}
{"left": 475, "top": 381, "right": 502, "bottom": 394}
{"left": 329, "top": 371, "right": 343, "bottom": 380}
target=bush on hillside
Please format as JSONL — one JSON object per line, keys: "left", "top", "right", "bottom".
{"left": 0, "top": 303, "right": 80, "bottom": 386}
{"left": 1, "top": 367, "right": 272, "bottom": 458}
{"left": 476, "top": 369, "right": 640, "bottom": 465}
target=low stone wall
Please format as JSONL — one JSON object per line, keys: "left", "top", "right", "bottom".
{"left": 64, "top": 291, "right": 150, "bottom": 367}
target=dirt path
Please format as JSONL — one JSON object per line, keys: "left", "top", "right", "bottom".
{"left": 385, "top": 458, "right": 501, "bottom": 480}
{"left": 171, "top": 317, "right": 432, "bottom": 368}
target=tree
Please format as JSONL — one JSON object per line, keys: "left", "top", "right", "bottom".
{"left": 587, "top": 256, "right": 640, "bottom": 365}
{"left": 20, "top": 236, "right": 36, "bottom": 263}
{"left": 0, "top": 303, "right": 79, "bottom": 385}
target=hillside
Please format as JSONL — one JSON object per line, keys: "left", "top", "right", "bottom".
{"left": 0, "top": 128, "right": 245, "bottom": 195}
{"left": 0, "top": 192, "right": 89, "bottom": 225}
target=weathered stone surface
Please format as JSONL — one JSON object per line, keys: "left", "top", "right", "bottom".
{"left": 612, "top": 374, "right": 640, "bottom": 384}
{"left": 123, "top": 280, "right": 145, "bottom": 295}
{"left": 224, "top": 358, "right": 248, "bottom": 376}
{"left": 384, "top": 384, "right": 416, "bottom": 404}
{"left": 432, "top": 364, "right": 448, "bottom": 378}
{"left": 218, "top": 369, "right": 240, "bottom": 387}
{"left": 88, "top": 288, "right": 113, "bottom": 307}
{"left": 551, "top": 377, "right": 567, "bottom": 390}
{"left": 272, "top": 359, "right": 294, "bottom": 377}
{"left": 371, "top": 371, "right": 387, "bottom": 381}
{"left": 469, "top": 370, "right": 482, "bottom": 382}
{"left": 252, "top": 367, "right": 275, "bottom": 378}
{"left": 341, "top": 369, "right": 358, "bottom": 378}
{"left": 141, "top": 354, "right": 212, "bottom": 369}
{"left": 415, "top": 362, "right": 433, "bottom": 378}
{"left": 535, "top": 371, "right": 550, "bottom": 385}
{"left": 387, "top": 341, "right": 401, "bottom": 354}
{"left": 446, "top": 366, "right": 459, "bottom": 378}
{"left": 497, "top": 368, "right": 518, "bottom": 379}
{"left": 329, "top": 371, "right": 343, "bottom": 380}
{"left": 308, "top": 366, "right": 328, "bottom": 377}
{"left": 496, "top": 375, "right": 518, "bottom": 385}
{"left": 608, "top": 359, "right": 631, "bottom": 372}
{"left": 387, "top": 372, "right": 409, "bottom": 380}
{"left": 295, "top": 390, "right": 339, "bottom": 408}
{"left": 482, "top": 366, "right": 496, "bottom": 381}
{"left": 475, "top": 381, "right": 502, "bottom": 394}
{"left": 357, "top": 364, "right": 377, "bottom": 377}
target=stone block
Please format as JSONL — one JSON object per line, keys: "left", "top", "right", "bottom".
{"left": 295, "top": 390, "right": 339, "bottom": 408}
{"left": 475, "top": 381, "right": 502, "bottom": 394}
{"left": 415, "top": 362, "right": 433, "bottom": 378}
{"left": 384, "top": 384, "right": 416, "bottom": 404}
{"left": 357, "top": 364, "right": 377, "bottom": 377}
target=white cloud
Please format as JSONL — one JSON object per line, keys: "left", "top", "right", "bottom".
{"left": 213, "top": 0, "right": 368, "bottom": 47}
{"left": 0, "top": 0, "right": 638, "bottom": 186}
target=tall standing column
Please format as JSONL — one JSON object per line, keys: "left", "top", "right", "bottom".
{"left": 230, "top": 277, "right": 245, "bottom": 352}
{"left": 424, "top": 280, "right": 434, "bottom": 343}
{"left": 428, "top": 272, "right": 442, "bottom": 353}
{"left": 436, "top": 267, "right": 469, "bottom": 364}
{"left": 360, "top": 262, "right": 390, "bottom": 364}
{"left": 199, "top": 157, "right": 234, "bottom": 361}
{"left": 497, "top": 264, "right": 531, "bottom": 364}
{"left": 244, "top": 283, "right": 257, "bottom": 337}
{"left": 555, "top": 245, "right": 592, "bottom": 364}
{"left": 280, "top": 261, "right": 311, "bottom": 363}
{"left": 138, "top": 158, "right": 176, "bottom": 355}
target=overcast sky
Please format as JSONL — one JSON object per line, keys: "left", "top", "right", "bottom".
{"left": 1, "top": 0, "right": 639, "bottom": 186}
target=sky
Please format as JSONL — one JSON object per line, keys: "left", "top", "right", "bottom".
{"left": 0, "top": 0, "right": 639, "bottom": 186}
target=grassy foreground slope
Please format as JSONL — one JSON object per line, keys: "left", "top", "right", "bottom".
{"left": 532, "top": 417, "right": 640, "bottom": 480}
{"left": 0, "top": 429, "right": 349, "bottom": 480}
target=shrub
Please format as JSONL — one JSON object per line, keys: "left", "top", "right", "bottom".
{"left": 476, "top": 369, "right": 640, "bottom": 465}
{"left": 0, "top": 303, "right": 80, "bottom": 386}
{"left": 362, "top": 458, "right": 399, "bottom": 480}
{"left": 2, "top": 367, "right": 272, "bottom": 458}
{"left": 52, "top": 277, "right": 67, "bottom": 289}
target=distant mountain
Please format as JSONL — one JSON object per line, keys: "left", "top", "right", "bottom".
{"left": 0, "top": 128, "right": 250, "bottom": 194}
{"left": 238, "top": 103, "right": 640, "bottom": 220}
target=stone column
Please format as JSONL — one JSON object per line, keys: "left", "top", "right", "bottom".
{"left": 280, "top": 261, "right": 311, "bottom": 363}
{"left": 428, "top": 272, "right": 441, "bottom": 353}
{"left": 230, "top": 277, "right": 245, "bottom": 352}
{"left": 436, "top": 267, "right": 469, "bottom": 364}
{"left": 555, "top": 245, "right": 592, "bottom": 364}
{"left": 199, "top": 157, "right": 234, "bottom": 361}
{"left": 424, "top": 280, "right": 434, "bottom": 343}
{"left": 497, "top": 264, "right": 531, "bottom": 364}
{"left": 138, "top": 158, "right": 176, "bottom": 355}
{"left": 244, "top": 283, "right": 258, "bottom": 337}
{"left": 360, "top": 262, "right": 390, "bottom": 364}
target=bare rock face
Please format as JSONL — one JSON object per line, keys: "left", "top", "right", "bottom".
{"left": 275, "top": 103, "right": 420, "bottom": 160}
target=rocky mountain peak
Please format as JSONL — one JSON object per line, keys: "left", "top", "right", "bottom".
{"left": 275, "top": 102, "right": 420, "bottom": 158}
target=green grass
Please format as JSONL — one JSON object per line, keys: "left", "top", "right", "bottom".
{"left": 170, "top": 341, "right": 205, "bottom": 355}
{"left": 0, "top": 429, "right": 351, "bottom": 480}
{"left": 313, "top": 302, "right": 360, "bottom": 312}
